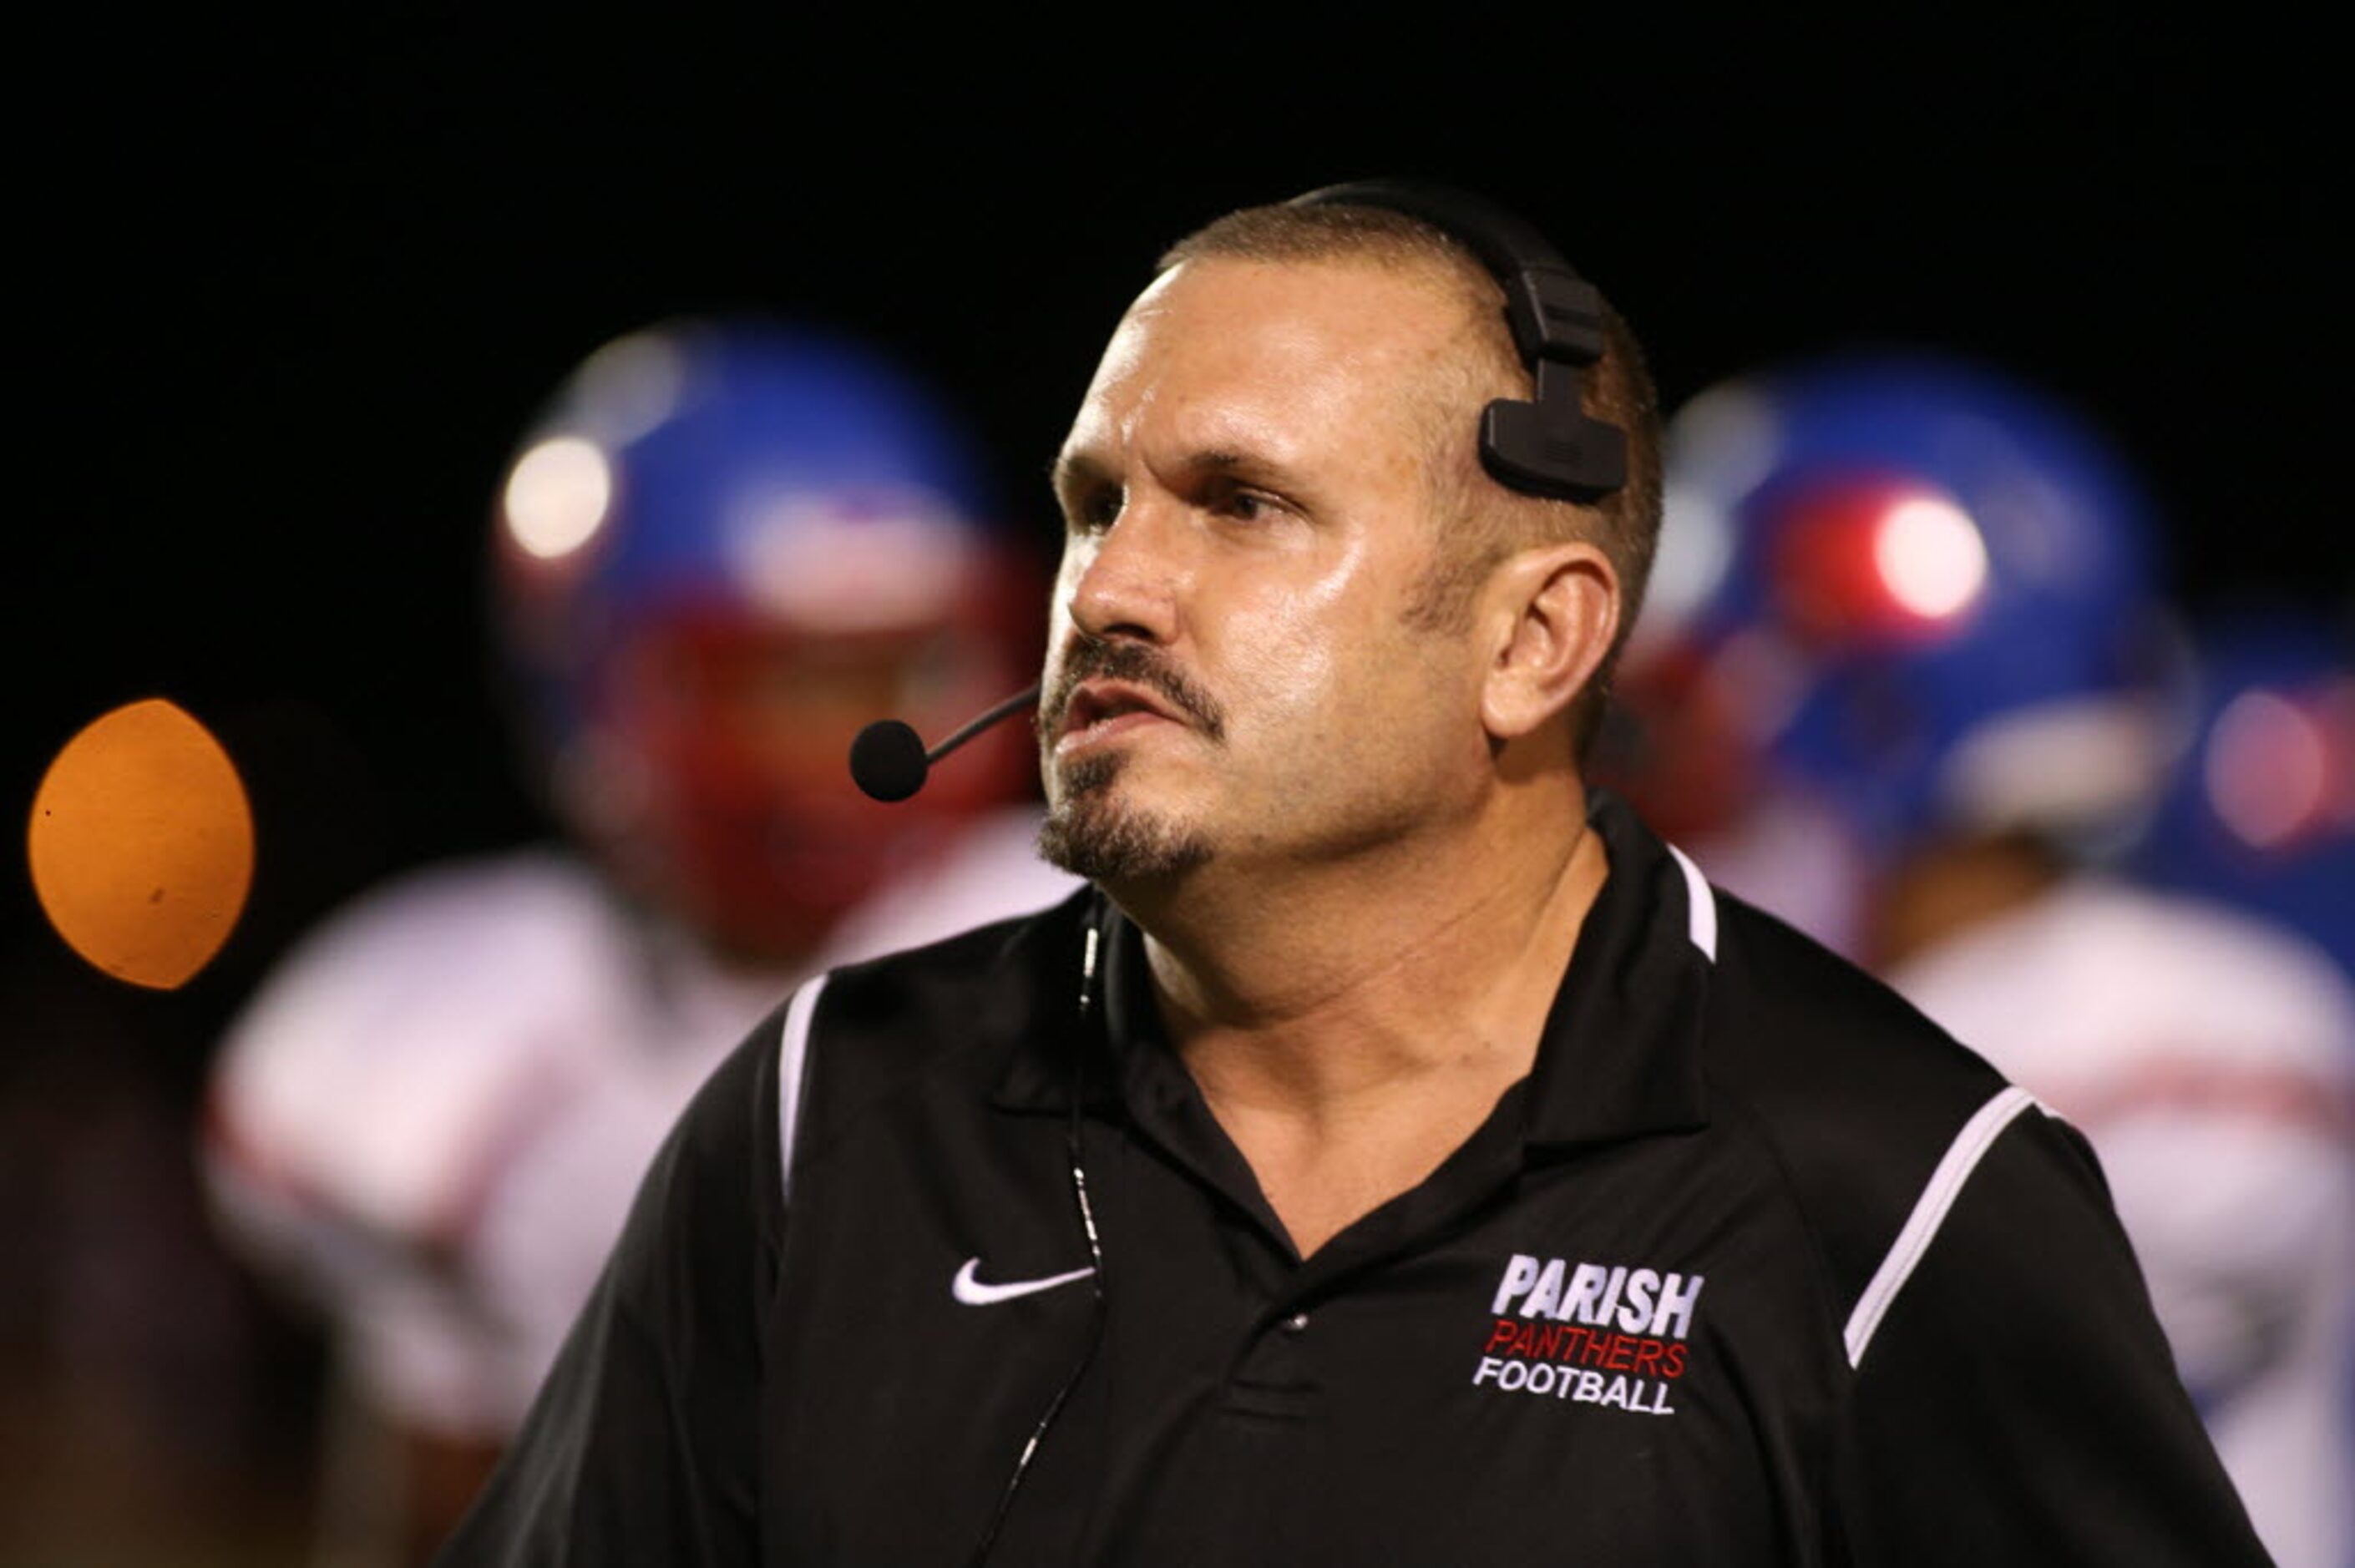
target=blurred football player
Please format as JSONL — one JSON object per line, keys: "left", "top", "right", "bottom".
{"left": 201, "top": 321, "right": 1076, "bottom": 1565}
{"left": 1609, "top": 354, "right": 2355, "bottom": 1568}
{"left": 2126, "top": 609, "right": 2355, "bottom": 1568}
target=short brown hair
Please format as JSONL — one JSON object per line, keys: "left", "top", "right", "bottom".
{"left": 1157, "top": 200, "right": 1663, "bottom": 754}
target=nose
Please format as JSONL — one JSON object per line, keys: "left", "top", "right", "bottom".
{"left": 1064, "top": 502, "right": 1183, "bottom": 646}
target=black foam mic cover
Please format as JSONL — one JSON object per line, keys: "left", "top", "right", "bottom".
{"left": 849, "top": 720, "right": 929, "bottom": 802}
{"left": 848, "top": 684, "right": 1041, "bottom": 803}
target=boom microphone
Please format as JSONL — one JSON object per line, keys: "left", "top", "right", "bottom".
{"left": 850, "top": 685, "right": 1041, "bottom": 802}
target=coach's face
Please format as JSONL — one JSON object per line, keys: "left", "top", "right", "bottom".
{"left": 1038, "top": 255, "right": 1495, "bottom": 886}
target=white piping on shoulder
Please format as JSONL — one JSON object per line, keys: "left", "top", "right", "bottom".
{"left": 1665, "top": 843, "right": 1719, "bottom": 961}
{"left": 777, "top": 974, "right": 831, "bottom": 1206}
{"left": 1844, "top": 1085, "right": 2043, "bottom": 1368}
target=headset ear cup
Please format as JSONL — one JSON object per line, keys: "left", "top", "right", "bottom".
{"left": 1481, "top": 397, "right": 1627, "bottom": 503}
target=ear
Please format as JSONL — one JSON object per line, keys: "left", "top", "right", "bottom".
{"left": 1478, "top": 540, "right": 1619, "bottom": 742}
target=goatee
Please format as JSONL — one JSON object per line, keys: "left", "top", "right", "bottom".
{"left": 1037, "top": 752, "right": 1213, "bottom": 882}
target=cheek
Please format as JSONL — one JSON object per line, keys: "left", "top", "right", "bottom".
{"left": 1222, "top": 550, "right": 1383, "bottom": 735}
{"left": 1230, "top": 629, "right": 1339, "bottom": 749}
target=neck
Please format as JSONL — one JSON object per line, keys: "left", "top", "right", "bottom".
{"left": 1114, "top": 784, "right": 1609, "bottom": 1122}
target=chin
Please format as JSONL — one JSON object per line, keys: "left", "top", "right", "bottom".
{"left": 1039, "top": 753, "right": 1212, "bottom": 882}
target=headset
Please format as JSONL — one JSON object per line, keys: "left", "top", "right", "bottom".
{"left": 848, "top": 180, "right": 1632, "bottom": 1562}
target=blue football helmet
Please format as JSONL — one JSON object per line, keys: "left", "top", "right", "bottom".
{"left": 1643, "top": 352, "right": 2187, "bottom": 862}
{"left": 492, "top": 320, "right": 1041, "bottom": 959}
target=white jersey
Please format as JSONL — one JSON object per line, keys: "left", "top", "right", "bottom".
{"left": 1888, "top": 878, "right": 2355, "bottom": 1568}
{"left": 205, "top": 811, "right": 1077, "bottom": 1438}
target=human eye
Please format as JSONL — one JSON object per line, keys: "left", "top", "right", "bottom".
{"left": 1061, "top": 478, "right": 1123, "bottom": 534}
{"left": 1205, "top": 478, "right": 1284, "bottom": 526}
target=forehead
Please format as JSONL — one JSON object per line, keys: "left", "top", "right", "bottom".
{"left": 1063, "top": 256, "right": 1478, "bottom": 473}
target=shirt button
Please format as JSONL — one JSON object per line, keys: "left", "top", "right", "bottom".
{"left": 1281, "top": 1311, "right": 1311, "bottom": 1333}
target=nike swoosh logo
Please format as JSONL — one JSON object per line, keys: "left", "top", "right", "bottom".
{"left": 951, "top": 1256, "right": 1096, "bottom": 1306}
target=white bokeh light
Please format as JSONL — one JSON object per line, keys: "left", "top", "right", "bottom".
{"left": 1875, "top": 496, "right": 1989, "bottom": 621}
{"left": 503, "top": 435, "right": 614, "bottom": 560}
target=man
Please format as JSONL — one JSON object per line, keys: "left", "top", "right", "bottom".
{"left": 441, "top": 187, "right": 2268, "bottom": 1564}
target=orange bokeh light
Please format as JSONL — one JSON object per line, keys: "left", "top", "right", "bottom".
{"left": 27, "top": 698, "right": 255, "bottom": 989}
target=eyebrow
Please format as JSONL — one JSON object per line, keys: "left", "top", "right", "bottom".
{"left": 1050, "top": 447, "right": 1286, "bottom": 494}
{"left": 1185, "top": 449, "right": 1261, "bottom": 478}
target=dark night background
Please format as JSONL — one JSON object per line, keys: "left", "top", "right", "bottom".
{"left": 3, "top": 13, "right": 2345, "bottom": 1559}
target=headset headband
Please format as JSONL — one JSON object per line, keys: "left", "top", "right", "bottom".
{"left": 1288, "top": 179, "right": 1629, "bottom": 504}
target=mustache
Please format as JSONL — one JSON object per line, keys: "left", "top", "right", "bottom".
{"left": 1038, "top": 635, "right": 1227, "bottom": 744}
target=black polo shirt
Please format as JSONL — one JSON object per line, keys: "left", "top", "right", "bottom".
{"left": 442, "top": 795, "right": 2267, "bottom": 1565}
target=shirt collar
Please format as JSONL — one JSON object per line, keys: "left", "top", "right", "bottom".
{"left": 1518, "top": 790, "right": 1714, "bottom": 1151}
